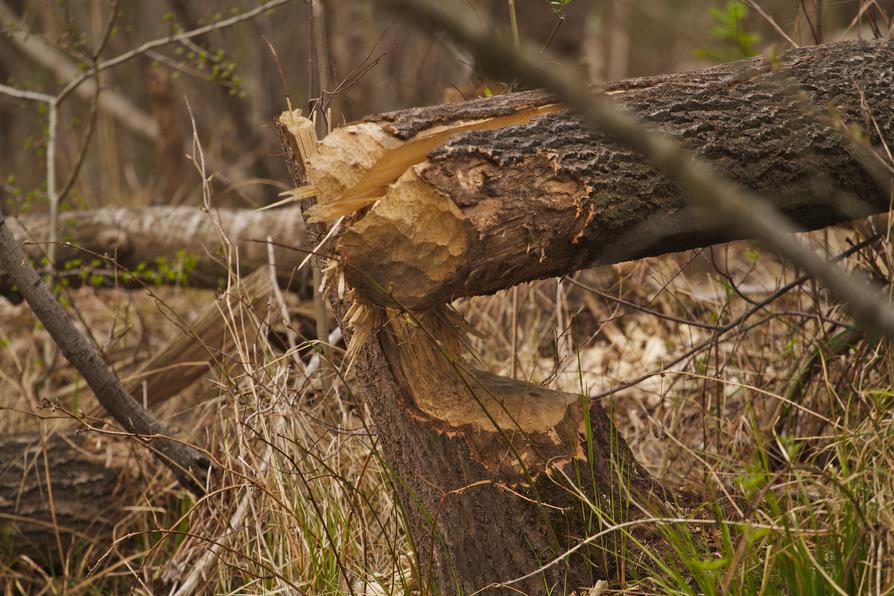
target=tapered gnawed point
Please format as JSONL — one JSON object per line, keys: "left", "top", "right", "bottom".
{"left": 337, "top": 167, "right": 475, "bottom": 309}
{"left": 303, "top": 103, "right": 563, "bottom": 223}
{"left": 278, "top": 109, "right": 318, "bottom": 165}
{"left": 305, "top": 122, "right": 402, "bottom": 221}
{"left": 379, "top": 305, "right": 620, "bottom": 480}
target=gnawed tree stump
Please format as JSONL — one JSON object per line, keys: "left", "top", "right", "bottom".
{"left": 279, "top": 117, "right": 668, "bottom": 594}
{"left": 372, "top": 308, "right": 667, "bottom": 589}
{"left": 279, "top": 39, "right": 894, "bottom": 593}
{"left": 0, "top": 432, "right": 130, "bottom": 566}
{"left": 306, "top": 39, "right": 893, "bottom": 310}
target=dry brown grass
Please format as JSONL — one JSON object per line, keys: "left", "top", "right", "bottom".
{"left": 2, "top": 221, "right": 893, "bottom": 594}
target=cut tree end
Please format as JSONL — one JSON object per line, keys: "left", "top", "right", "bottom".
{"left": 338, "top": 167, "right": 475, "bottom": 309}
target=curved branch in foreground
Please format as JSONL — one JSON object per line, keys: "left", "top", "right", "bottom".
{"left": 0, "top": 211, "right": 209, "bottom": 494}
{"left": 308, "top": 38, "right": 893, "bottom": 312}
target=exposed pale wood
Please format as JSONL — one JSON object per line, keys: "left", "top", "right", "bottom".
{"left": 305, "top": 102, "right": 561, "bottom": 220}
{"left": 279, "top": 110, "right": 665, "bottom": 593}
{"left": 278, "top": 37, "right": 894, "bottom": 592}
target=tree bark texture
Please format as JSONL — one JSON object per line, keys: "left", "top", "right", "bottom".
{"left": 278, "top": 39, "right": 894, "bottom": 592}
{"left": 0, "top": 432, "right": 129, "bottom": 566}
{"left": 1, "top": 206, "right": 307, "bottom": 296}
{"left": 279, "top": 114, "right": 667, "bottom": 594}
{"left": 304, "top": 39, "right": 894, "bottom": 310}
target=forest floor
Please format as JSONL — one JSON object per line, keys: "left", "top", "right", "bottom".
{"left": 2, "top": 224, "right": 892, "bottom": 594}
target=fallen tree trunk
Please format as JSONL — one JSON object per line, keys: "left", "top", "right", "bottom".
{"left": 0, "top": 432, "right": 130, "bottom": 566}
{"left": 279, "top": 38, "right": 894, "bottom": 593}
{"left": 305, "top": 39, "right": 893, "bottom": 310}
{"left": 1, "top": 206, "right": 307, "bottom": 295}
{"left": 0, "top": 209, "right": 211, "bottom": 494}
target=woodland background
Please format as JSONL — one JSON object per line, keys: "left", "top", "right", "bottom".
{"left": 1, "top": 0, "right": 893, "bottom": 594}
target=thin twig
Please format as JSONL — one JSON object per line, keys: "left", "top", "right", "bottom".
{"left": 507, "top": 0, "right": 520, "bottom": 48}
{"left": 0, "top": 0, "right": 159, "bottom": 141}
{"left": 308, "top": 0, "right": 333, "bottom": 382}
{"left": 742, "top": 0, "right": 800, "bottom": 48}
{"left": 588, "top": 235, "right": 880, "bottom": 400}
{"left": 565, "top": 276, "right": 718, "bottom": 330}
{"left": 55, "top": 0, "right": 294, "bottom": 106}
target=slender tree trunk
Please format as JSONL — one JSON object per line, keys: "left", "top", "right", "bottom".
{"left": 606, "top": 0, "right": 631, "bottom": 80}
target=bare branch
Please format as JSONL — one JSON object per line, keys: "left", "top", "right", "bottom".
{"left": 0, "top": 81, "right": 52, "bottom": 102}
{"left": 0, "top": 0, "right": 160, "bottom": 142}
{"left": 0, "top": 211, "right": 210, "bottom": 494}
{"left": 55, "top": 0, "right": 295, "bottom": 106}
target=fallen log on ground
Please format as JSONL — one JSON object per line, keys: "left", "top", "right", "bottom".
{"left": 0, "top": 432, "right": 130, "bottom": 566}
{"left": 280, "top": 38, "right": 893, "bottom": 593}
{"left": 305, "top": 39, "right": 893, "bottom": 310}
{"left": 1, "top": 206, "right": 307, "bottom": 295}
{"left": 0, "top": 209, "right": 211, "bottom": 494}
{"left": 2, "top": 271, "right": 296, "bottom": 565}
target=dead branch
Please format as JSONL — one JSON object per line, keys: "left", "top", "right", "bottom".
{"left": 0, "top": 211, "right": 209, "bottom": 494}
{"left": 114, "top": 267, "right": 276, "bottom": 413}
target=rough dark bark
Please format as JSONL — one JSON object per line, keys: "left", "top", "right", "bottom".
{"left": 307, "top": 40, "right": 894, "bottom": 310}
{"left": 1, "top": 206, "right": 307, "bottom": 297}
{"left": 371, "top": 310, "right": 667, "bottom": 592}
{"left": 277, "top": 38, "right": 894, "bottom": 593}
{"left": 279, "top": 113, "right": 667, "bottom": 594}
{"left": 0, "top": 432, "right": 129, "bottom": 566}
